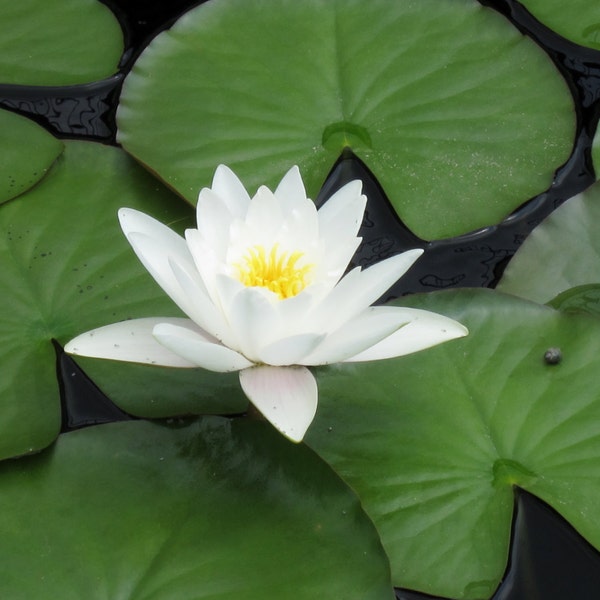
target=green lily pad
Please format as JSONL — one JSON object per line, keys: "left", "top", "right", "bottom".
{"left": 519, "top": 0, "right": 600, "bottom": 49}
{"left": 548, "top": 283, "right": 600, "bottom": 317}
{"left": 591, "top": 121, "right": 600, "bottom": 178}
{"left": 0, "top": 110, "right": 63, "bottom": 204}
{"left": 0, "top": 0, "right": 122, "bottom": 85}
{"left": 0, "top": 417, "right": 393, "bottom": 599}
{"left": 497, "top": 180, "right": 600, "bottom": 304}
{"left": 117, "top": 0, "right": 574, "bottom": 241}
{"left": 306, "top": 288, "right": 600, "bottom": 599}
{"left": 0, "top": 140, "right": 247, "bottom": 461}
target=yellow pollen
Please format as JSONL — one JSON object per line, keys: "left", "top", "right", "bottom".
{"left": 235, "top": 243, "right": 313, "bottom": 299}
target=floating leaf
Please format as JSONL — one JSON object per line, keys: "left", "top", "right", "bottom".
{"left": 0, "top": 140, "right": 245, "bottom": 460}
{"left": 548, "top": 284, "right": 600, "bottom": 317}
{"left": 307, "top": 289, "right": 600, "bottom": 599}
{"left": 519, "top": 0, "right": 600, "bottom": 49}
{"left": 117, "top": 0, "right": 574, "bottom": 240}
{"left": 0, "top": 418, "right": 393, "bottom": 599}
{"left": 497, "top": 181, "right": 600, "bottom": 303}
{"left": 0, "top": 0, "right": 123, "bottom": 85}
{"left": 591, "top": 119, "right": 600, "bottom": 179}
{"left": 0, "top": 110, "right": 63, "bottom": 204}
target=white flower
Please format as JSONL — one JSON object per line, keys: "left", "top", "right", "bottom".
{"left": 65, "top": 165, "right": 467, "bottom": 442}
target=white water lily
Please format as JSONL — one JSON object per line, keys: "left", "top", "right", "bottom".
{"left": 65, "top": 165, "right": 467, "bottom": 442}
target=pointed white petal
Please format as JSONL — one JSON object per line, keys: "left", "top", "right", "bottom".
{"left": 118, "top": 209, "right": 199, "bottom": 313}
{"left": 195, "top": 187, "right": 234, "bottom": 260}
{"left": 185, "top": 228, "right": 222, "bottom": 305}
{"left": 274, "top": 165, "right": 307, "bottom": 209}
{"left": 168, "top": 258, "right": 235, "bottom": 347}
{"left": 153, "top": 322, "right": 253, "bottom": 372}
{"left": 274, "top": 287, "right": 321, "bottom": 336}
{"left": 313, "top": 249, "right": 424, "bottom": 332}
{"left": 313, "top": 235, "right": 362, "bottom": 288}
{"left": 214, "top": 272, "right": 245, "bottom": 315}
{"left": 259, "top": 332, "right": 325, "bottom": 366}
{"left": 244, "top": 185, "right": 284, "bottom": 242}
{"left": 64, "top": 318, "right": 199, "bottom": 367}
{"left": 282, "top": 195, "right": 319, "bottom": 251}
{"left": 318, "top": 180, "right": 366, "bottom": 243}
{"left": 344, "top": 308, "right": 468, "bottom": 362}
{"left": 226, "top": 287, "right": 282, "bottom": 360}
{"left": 301, "top": 307, "right": 411, "bottom": 365}
{"left": 126, "top": 232, "right": 199, "bottom": 319}
{"left": 315, "top": 180, "right": 366, "bottom": 282}
{"left": 209, "top": 164, "right": 251, "bottom": 219}
{"left": 119, "top": 208, "right": 191, "bottom": 257}
{"left": 239, "top": 365, "right": 317, "bottom": 442}
{"left": 119, "top": 208, "right": 195, "bottom": 272}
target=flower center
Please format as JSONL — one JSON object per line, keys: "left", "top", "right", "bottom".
{"left": 235, "top": 243, "right": 313, "bottom": 299}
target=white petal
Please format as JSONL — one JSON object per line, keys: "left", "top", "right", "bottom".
{"left": 195, "top": 187, "right": 234, "bottom": 260}
{"left": 301, "top": 307, "right": 411, "bottom": 365}
{"left": 313, "top": 235, "right": 361, "bottom": 288}
{"left": 274, "top": 165, "right": 307, "bottom": 209}
{"left": 153, "top": 322, "right": 253, "bottom": 372}
{"left": 209, "top": 164, "right": 251, "bottom": 219}
{"left": 313, "top": 249, "right": 424, "bottom": 333}
{"left": 64, "top": 317, "right": 199, "bottom": 367}
{"left": 185, "top": 228, "right": 222, "bottom": 305}
{"left": 168, "top": 258, "right": 235, "bottom": 347}
{"left": 283, "top": 198, "right": 319, "bottom": 252}
{"left": 344, "top": 308, "right": 468, "bottom": 362}
{"left": 259, "top": 332, "right": 325, "bottom": 365}
{"left": 274, "top": 287, "right": 322, "bottom": 336}
{"left": 226, "top": 287, "right": 282, "bottom": 360}
{"left": 239, "top": 365, "right": 317, "bottom": 442}
{"left": 318, "top": 180, "right": 366, "bottom": 244}
{"left": 315, "top": 180, "right": 366, "bottom": 283}
{"left": 118, "top": 209, "right": 198, "bottom": 313}
{"left": 244, "top": 185, "right": 284, "bottom": 243}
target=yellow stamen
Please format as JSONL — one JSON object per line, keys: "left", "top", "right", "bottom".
{"left": 235, "top": 243, "right": 313, "bottom": 299}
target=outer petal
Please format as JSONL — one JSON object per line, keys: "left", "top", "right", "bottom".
{"left": 169, "top": 258, "right": 235, "bottom": 347}
{"left": 185, "top": 228, "right": 224, "bottom": 307}
{"left": 119, "top": 208, "right": 192, "bottom": 264}
{"left": 64, "top": 317, "right": 199, "bottom": 367}
{"left": 300, "top": 306, "right": 411, "bottom": 365}
{"left": 343, "top": 307, "right": 468, "bottom": 362}
{"left": 319, "top": 183, "right": 364, "bottom": 277}
{"left": 239, "top": 365, "right": 318, "bottom": 442}
{"left": 259, "top": 332, "right": 325, "bottom": 366}
{"left": 226, "top": 286, "right": 282, "bottom": 360}
{"left": 312, "top": 249, "right": 424, "bottom": 333}
{"left": 153, "top": 322, "right": 253, "bottom": 372}
{"left": 209, "top": 164, "right": 251, "bottom": 219}
{"left": 318, "top": 180, "right": 365, "bottom": 242}
{"left": 119, "top": 208, "right": 199, "bottom": 315}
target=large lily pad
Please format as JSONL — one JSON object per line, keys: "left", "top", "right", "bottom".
{"left": 519, "top": 0, "right": 600, "bottom": 49}
{"left": 0, "top": 0, "right": 123, "bottom": 85}
{"left": 0, "top": 110, "right": 63, "bottom": 205}
{"left": 497, "top": 180, "right": 600, "bottom": 304}
{"left": 0, "top": 417, "right": 393, "bottom": 599}
{"left": 117, "top": 0, "right": 574, "bottom": 241}
{"left": 0, "top": 140, "right": 246, "bottom": 461}
{"left": 306, "top": 288, "right": 600, "bottom": 599}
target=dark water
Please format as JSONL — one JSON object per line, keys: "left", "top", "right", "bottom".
{"left": 3, "top": 1, "right": 600, "bottom": 598}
